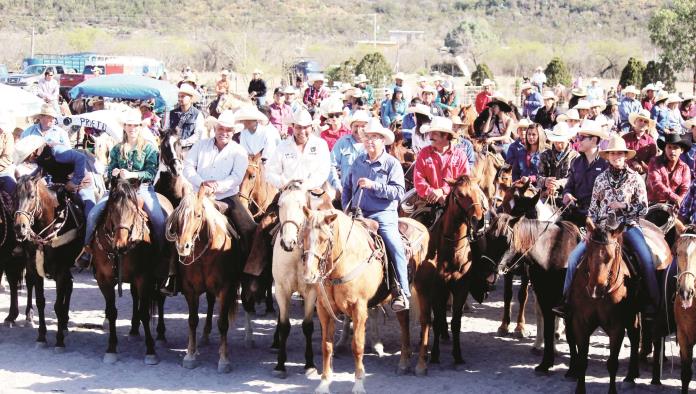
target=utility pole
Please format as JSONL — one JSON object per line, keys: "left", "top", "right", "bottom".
{"left": 373, "top": 13, "right": 377, "bottom": 48}
{"left": 30, "top": 0, "right": 35, "bottom": 57}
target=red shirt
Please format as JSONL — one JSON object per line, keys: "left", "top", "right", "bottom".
{"left": 475, "top": 91, "right": 491, "bottom": 114}
{"left": 647, "top": 156, "right": 691, "bottom": 204}
{"left": 320, "top": 126, "right": 350, "bottom": 151}
{"left": 414, "top": 145, "right": 470, "bottom": 198}
{"left": 622, "top": 131, "right": 657, "bottom": 167}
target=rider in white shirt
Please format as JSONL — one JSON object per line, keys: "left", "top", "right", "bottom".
{"left": 234, "top": 106, "right": 280, "bottom": 160}
{"left": 265, "top": 109, "right": 330, "bottom": 190}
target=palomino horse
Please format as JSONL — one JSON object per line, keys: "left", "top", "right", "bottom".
{"left": 495, "top": 213, "right": 580, "bottom": 373}
{"left": 91, "top": 179, "right": 164, "bottom": 365}
{"left": 566, "top": 220, "right": 640, "bottom": 393}
{"left": 301, "top": 208, "right": 428, "bottom": 393}
{"left": 239, "top": 151, "right": 278, "bottom": 219}
{"left": 674, "top": 225, "right": 696, "bottom": 393}
{"left": 14, "top": 172, "right": 83, "bottom": 350}
{"left": 155, "top": 129, "right": 190, "bottom": 208}
{"left": 0, "top": 190, "right": 24, "bottom": 326}
{"left": 271, "top": 180, "right": 332, "bottom": 378}
{"left": 165, "top": 187, "right": 239, "bottom": 373}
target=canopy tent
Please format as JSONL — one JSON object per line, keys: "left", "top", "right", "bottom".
{"left": 69, "top": 74, "right": 178, "bottom": 111}
{"left": 0, "top": 83, "right": 45, "bottom": 117}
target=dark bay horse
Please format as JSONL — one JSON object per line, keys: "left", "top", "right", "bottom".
{"left": 165, "top": 187, "right": 239, "bottom": 373}
{"left": 0, "top": 190, "right": 24, "bottom": 326}
{"left": 91, "top": 179, "right": 162, "bottom": 364}
{"left": 566, "top": 221, "right": 640, "bottom": 393}
{"left": 14, "top": 172, "right": 82, "bottom": 350}
{"left": 155, "top": 130, "right": 190, "bottom": 208}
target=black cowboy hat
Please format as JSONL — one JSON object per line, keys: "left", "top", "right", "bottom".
{"left": 486, "top": 95, "right": 512, "bottom": 113}
{"left": 657, "top": 133, "right": 691, "bottom": 151}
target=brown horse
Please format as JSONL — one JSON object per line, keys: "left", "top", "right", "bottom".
{"left": 0, "top": 190, "right": 24, "bottom": 326}
{"left": 238, "top": 151, "right": 278, "bottom": 219}
{"left": 470, "top": 139, "right": 505, "bottom": 202}
{"left": 674, "top": 227, "right": 696, "bottom": 393}
{"left": 91, "top": 179, "right": 163, "bottom": 365}
{"left": 14, "top": 172, "right": 82, "bottom": 351}
{"left": 155, "top": 129, "right": 190, "bottom": 208}
{"left": 301, "top": 208, "right": 429, "bottom": 393}
{"left": 567, "top": 221, "right": 640, "bottom": 393}
{"left": 165, "top": 187, "right": 239, "bottom": 373}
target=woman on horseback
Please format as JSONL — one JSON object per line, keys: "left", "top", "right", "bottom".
{"left": 537, "top": 122, "right": 578, "bottom": 206}
{"left": 556, "top": 135, "right": 659, "bottom": 319}
{"left": 510, "top": 123, "right": 546, "bottom": 182}
{"left": 78, "top": 109, "right": 165, "bottom": 266}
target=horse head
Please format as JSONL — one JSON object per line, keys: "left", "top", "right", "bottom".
{"left": 103, "top": 178, "right": 146, "bottom": 253}
{"left": 166, "top": 188, "right": 208, "bottom": 257}
{"left": 160, "top": 129, "right": 184, "bottom": 176}
{"left": 277, "top": 180, "right": 307, "bottom": 252}
{"left": 444, "top": 175, "right": 485, "bottom": 230}
{"left": 14, "top": 171, "right": 46, "bottom": 242}
{"left": 585, "top": 220, "right": 625, "bottom": 299}
{"left": 301, "top": 207, "right": 338, "bottom": 284}
{"left": 676, "top": 226, "right": 696, "bottom": 309}
{"left": 239, "top": 151, "right": 263, "bottom": 202}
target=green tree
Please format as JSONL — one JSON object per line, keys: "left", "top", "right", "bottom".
{"left": 66, "top": 27, "right": 106, "bottom": 52}
{"left": 649, "top": 0, "right": 696, "bottom": 93}
{"left": 470, "top": 63, "right": 494, "bottom": 86}
{"left": 355, "top": 52, "right": 392, "bottom": 87}
{"left": 326, "top": 57, "right": 358, "bottom": 84}
{"left": 642, "top": 60, "right": 676, "bottom": 91}
{"left": 619, "top": 57, "right": 645, "bottom": 88}
{"left": 545, "top": 57, "right": 571, "bottom": 87}
{"left": 444, "top": 18, "right": 497, "bottom": 65}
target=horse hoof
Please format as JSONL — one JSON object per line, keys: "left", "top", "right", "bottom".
{"left": 4, "top": 320, "right": 15, "bottom": 328}
{"left": 496, "top": 326, "right": 509, "bottom": 336}
{"left": 373, "top": 343, "right": 385, "bottom": 357}
{"left": 35, "top": 342, "right": 47, "bottom": 349}
{"left": 144, "top": 354, "right": 159, "bottom": 365}
{"left": 650, "top": 379, "right": 662, "bottom": 386}
{"left": 513, "top": 329, "right": 529, "bottom": 339}
{"left": 103, "top": 353, "right": 118, "bottom": 364}
{"left": 396, "top": 365, "right": 411, "bottom": 375}
{"left": 304, "top": 367, "right": 317, "bottom": 377}
{"left": 415, "top": 366, "right": 428, "bottom": 377}
{"left": 255, "top": 310, "right": 267, "bottom": 317}
{"left": 182, "top": 356, "right": 197, "bottom": 369}
{"left": 217, "top": 360, "right": 231, "bottom": 374}
{"left": 272, "top": 369, "right": 288, "bottom": 379}
{"left": 156, "top": 338, "right": 167, "bottom": 346}
{"left": 23, "top": 320, "right": 35, "bottom": 329}
{"left": 54, "top": 346, "right": 65, "bottom": 354}
{"left": 534, "top": 364, "right": 551, "bottom": 375}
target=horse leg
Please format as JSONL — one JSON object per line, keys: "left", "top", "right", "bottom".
{"left": 625, "top": 315, "right": 640, "bottom": 385}
{"left": 367, "top": 308, "right": 384, "bottom": 357}
{"left": 315, "top": 301, "right": 336, "bottom": 394}
{"left": 565, "top": 316, "right": 578, "bottom": 380}
{"left": 273, "top": 286, "right": 292, "bottom": 378}
{"left": 336, "top": 317, "right": 352, "bottom": 352}
{"left": 606, "top": 328, "right": 625, "bottom": 394}
{"left": 651, "top": 333, "right": 665, "bottom": 385}
{"left": 202, "top": 292, "right": 215, "bottom": 346}
{"left": 514, "top": 273, "right": 530, "bottom": 338}
{"left": 302, "top": 291, "right": 317, "bottom": 374}
{"left": 415, "top": 287, "right": 431, "bottom": 376}
{"left": 137, "top": 277, "right": 158, "bottom": 365}
{"left": 53, "top": 272, "right": 70, "bottom": 350}
{"left": 129, "top": 285, "right": 141, "bottom": 336}
{"left": 216, "top": 288, "right": 232, "bottom": 373}
{"left": 534, "top": 306, "right": 556, "bottom": 373}
{"left": 100, "top": 283, "right": 119, "bottom": 363}
{"left": 396, "top": 309, "right": 411, "bottom": 375}
{"left": 350, "top": 303, "right": 368, "bottom": 394}
{"left": 24, "top": 271, "right": 35, "bottom": 328}
{"left": 430, "top": 292, "right": 447, "bottom": 364}
{"left": 678, "top": 338, "right": 693, "bottom": 394}
{"left": 532, "top": 296, "right": 544, "bottom": 354}
{"left": 155, "top": 292, "right": 166, "bottom": 342}
{"left": 34, "top": 276, "right": 47, "bottom": 347}
{"left": 183, "top": 291, "right": 200, "bottom": 369}
{"left": 574, "top": 328, "right": 591, "bottom": 394}
{"left": 498, "top": 273, "right": 513, "bottom": 336}
{"left": 640, "top": 315, "right": 653, "bottom": 360}
{"left": 4, "top": 265, "right": 20, "bottom": 325}
{"left": 451, "top": 288, "right": 466, "bottom": 365}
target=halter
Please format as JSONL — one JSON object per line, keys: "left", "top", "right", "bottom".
{"left": 676, "top": 233, "right": 696, "bottom": 298}
{"left": 584, "top": 236, "right": 624, "bottom": 298}
{"left": 443, "top": 187, "right": 485, "bottom": 245}
{"left": 172, "top": 211, "right": 211, "bottom": 266}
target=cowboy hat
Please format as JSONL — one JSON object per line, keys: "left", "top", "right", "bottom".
{"left": 0, "top": 111, "right": 16, "bottom": 133}
{"left": 308, "top": 74, "right": 326, "bottom": 83}
{"left": 178, "top": 83, "right": 199, "bottom": 101}
{"left": 590, "top": 77, "right": 599, "bottom": 83}
{"left": 516, "top": 118, "right": 533, "bottom": 129}
{"left": 291, "top": 109, "right": 313, "bottom": 127}
{"left": 542, "top": 91, "right": 557, "bottom": 100}
{"left": 420, "top": 85, "right": 437, "bottom": 95}
{"left": 441, "top": 80, "right": 454, "bottom": 92}
{"left": 642, "top": 83, "right": 656, "bottom": 93}
{"left": 666, "top": 94, "right": 683, "bottom": 105}
{"left": 417, "top": 75, "right": 429, "bottom": 83}
{"left": 252, "top": 69, "right": 263, "bottom": 75}
{"left": 487, "top": 94, "right": 512, "bottom": 112}
{"left": 321, "top": 99, "right": 344, "bottom": 116}
{"left": 349, "top": 110, "right": 371, "bottom": 125}
{"left": 13, "top": 135, "right": 45, "bottom": 165}
{"left": 344, "top": 87, "right": 365, "bottom": 99}
{"left": 685, "top": 118, "right": 696, "bottom": 130}
{"left": 407, "top": 103, "right": 433, "bottom": 118}
{"left": 354, "top": 74, "right": 369, "bottom": 84}
{"left": 220, "top": 70, "right": 230, "bottom": 76}
{"left": 557, "top": 109, "right": 581, "bottom": 123}
{"left": 628, "top": 109, "right": 656, "bottom": 129}
{"left": 577, "top": 119, "right": 608, "bottom": 140}
{"left": 481, "top": 79, "right": 494, "bottom": 87}
{"left": 653, "top": 91, "right": 670, "bottom": 104}
{"left": 393, "top": 72, "right": 406, "bottom": 81}
{"left": 365, "top": 118, "right": 394, "bottom": 145}
{"left": 623, "top": 85, "right": 640, "bottom": 95}
{"left": 573, "top": 100, "right": 592, "bottom": 110}
{"left": 546, "top": 122, "right": 575, "bottom": 142}
{"left": 657, "top": 132, "right": 691, "bottom": 151}
{"left": 215, "top": 110, "right": 237, "bottom": 128}
{"left": 590, "top": 99, "right": 606, "bottom": 112}
{"left": 520, "top": 82, "right": 533, "bottom": 91}
{"left": 599, "top": 135, "right": 636, "bottom": 160}
{"left": 282, "top": 86, "right": 297, "bottom": 95}
{"left": 120, "top": 108, "right": 142, "bottom": 125}
{"left": 428, "top": 116, "right": 455, "bottom": 135}
{"left": 570, "top": 87, "right": 587, "bottom": 97}
{"left": 35, "top": 103, "right": 59, "bottom": 119}
{"left": 430, "top": 74, "right": 443, "bottom": 83}
{"left": 234, "top": 106, "right": 268, "bottom": 123}
{"left": 451, "top": 116, "right": 464, "bottom": 126}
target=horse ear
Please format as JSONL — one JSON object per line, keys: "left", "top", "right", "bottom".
{"left": 324, "top": 212, "right": 338, "bottom": 224}
{"left": 508, "top": 215, "right": 522, "bottom": 228}
{"left": 530, "top": 190, "right": 541, "bottom": 206}
{"left": 675, "top": 218, "right": 687, "bottom": 236}
{"left": 443, "top": 177, "right": 456, "bottom": 186}
{"left": 585, "top": 217, "right": 596, "bottom": 234}
{"left": 31, "top": 168, "right": 44, "bottom": 182}
{"left": 303, "top": 206, "right": 312, "bottom": 218}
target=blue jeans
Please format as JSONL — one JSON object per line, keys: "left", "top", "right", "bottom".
{"left": 52, "top": 145, "right": 86, "bottom": 185}
{"left": 256, "top": 96, "right": 266, "bottom": 107}
{"left": 563, "top": 226, "right": 659, "bottom": 307}
{"left": 85, "top": 184, "right": 165, "bottom": 248}
{"left": 0, "top": 174, "right": 16, "bottom": 196}
{"left": 77, "top": 183, "right": 96, "bottom": 218}
{"left": 365, "top": 210, "right": 410, "bottom": 297}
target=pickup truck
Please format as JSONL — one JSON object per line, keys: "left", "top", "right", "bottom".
{"left": 0, "top": 64, "right": 8, "bottom": 83}
{"left": 59, "top": 65, "right": 104, "bottom": 96}
{"left": 5, "top": 64, "right": 70, "bottom": 94}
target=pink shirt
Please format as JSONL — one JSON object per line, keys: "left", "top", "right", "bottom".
{"left": 320, "top": 126, "right": 350, "bottom": 151}
{"left": 269, "top": 102, "right": 292, "bottom": 136}
{"left": 414, "top": 145, "right": 470, "bottom": 198}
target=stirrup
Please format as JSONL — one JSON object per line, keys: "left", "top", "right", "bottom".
{"left": 160, "top": 275, "right": 178, "bottom": 296}
{"left": 74, "top": 248, "right": 92, "bottom": 271}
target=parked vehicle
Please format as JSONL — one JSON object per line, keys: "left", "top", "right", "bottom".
{"left": 0, "top": 64, "right": 8, "bottom": 83}
{"left": 6, "top": 64, "right": 68, "bottom": 95}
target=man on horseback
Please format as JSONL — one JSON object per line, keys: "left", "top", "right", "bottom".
{"left": 342, "top": 118, "right": 410, "bottom": 311}
{"left": 328, "top": 110, "right": 369, "bottom": 193}
{"left": 647, "top": 133, "right": 690, "bottom": 205}
{"left": 165, "top": 84, "right": 205, "bottom": 149}
{"left": 235, "top": 106, "right": 280, "bottom": 161}
{"left": 537, "top": 122, "right": 578, "bottom": 206}
{"left": 555, "top": 135, "right": 660, "bottom": 319}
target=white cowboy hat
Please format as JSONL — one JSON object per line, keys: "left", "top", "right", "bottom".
{"left": 34, "top": 103, "right": 59, "bottom": 119}
{"left": 482, "top": 79, "right": 494, "bottom": 87}
{"left": 344, "top": 87, "right": 365, "bottom": 99}
{"left": 417, "top": 76, "right": 429, "bottom": 83}
{"left": 0, "top": 111, "right": 16, "bottom": 133}
{"left": 546, "top": 122, "right": 575, "bottom": 142}
{"left": 600, "top": 135, "right": 636, "bottom": 160}
{"left": 653, "top": 91, "right": 670, "bottom": 104}
{"left": 520, "top": 82, "right": 533, "bottom": 91}
{"left": 220, "top": 70, "right": 230, "bottom": 76}
{"left": 667, "top": 94, "right": 684, "bottom": 105}
{"left": 642, "top": 83, "right": 656, "bottom": 93}
{"left": 428, "top": 116, "right": 455, "bottom": 135}
{"left": 542, "top": 91, "right": 557, "bottom": 100}
{"left": 365, "top": 118, "right": 394, "bottom": 145}
{"left": 628, "top": 108, "right": 656, "bottom": 129}
{"left": 308, "top": 74, "right": 326, "bottom": 83}
{"left": 407, "top": 103, "right": 433, "bottom": 118}
{"left": 178, "top": 83, "right": 199, "bottom": 101}
{"left": 291, "top": 109, "right": 313, "bottom": 127}
{"left": 570, "top": 87, "right": 588, "bottom": 97}
{"left": 215, "top": 110, "right": 237, "bottom": 128}
{"left": 623, "top": 85, "right": 640, "bottom": 95}
{"left": 349, "top": 110, "right": 371, "bottom": 125}
{"left": 685, "top": 118, "right": 696, "bottom": 130}
{"left": 120, "top": 108, "right": 142, "bottom": 125}
{"left": 14, "top": 135, "right": 45, "bottom": 165}
{"left": 282, "top": 86, "right": 297, "bottom": 95}
{"left": 393, "top": 72, "right": 406, "bottom": 81}
{"left": 252, "top": 69, "right": 263, "bottom": 75}
{"left": 516, "top": 118, "right": 533, "bottom": 129}
{"left": 420, "top": 85, "right": 437, "bottom": 95}
{"left": 441, "top": 80, "right": 454, "bottom": 92}
{"left": 354, "top": 74, "right": 369, "bottom": 84}
{"left": 321, "top": 99, "right": 344, "bottom": 116}
{"left": 451, "top": 116, "right": 464, "bottom": 126}
{"left": 590, "top": 77, "right": 599, "bottom": 83}
{"left": 557, "top": 109, "right": 581, "bottom": 122}
{"left": 590, "top": 99, "right": 606, "bottom": 112}
{"left": 572, "top": 99, "right": 592, "bottom": 110}
{"left": 234, "top": 106, "right": 268, "bottom": 123}
{"left": 576, "top": 119, "right": 608, "bottom": 140}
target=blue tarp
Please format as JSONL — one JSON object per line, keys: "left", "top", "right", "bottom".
{"left": 69, "top": 74, "right": 178, "bottom": 111}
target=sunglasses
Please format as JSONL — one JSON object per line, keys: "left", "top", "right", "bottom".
{"left": 327, "top": 113, "right": 341, "bottom": 119}
{"left": 576, "top": 134, "right": 593, "bottom": 141}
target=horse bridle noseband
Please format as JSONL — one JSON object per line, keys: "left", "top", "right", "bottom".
{"left": 584, "top": 236, "right": 624, "bottom": 298}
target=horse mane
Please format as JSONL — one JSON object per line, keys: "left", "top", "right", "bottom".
{"left": 100, "top": 180, "right": 138, "bottom": 227}
{"left": 166, "top": 192, "right": 232, "bottom": 242}
{"left": 16, "top": 174, "right": 58, "bottom": 210}
{"left": 511, "top": 218, "right": 549, "bottom": 253}
{"left": 489, "top": 213, "right": 514, "bottom": 238}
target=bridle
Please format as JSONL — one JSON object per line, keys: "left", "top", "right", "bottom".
{"left": 171, "top": 210, "right": 210, "bottom": 266}
{"left": 676, "top": 232, "right": 696, "bottom": 299}
{"left": 443, "top": 187, "right": 485, "bottom": 245}
{"left": 238, "top": 161, "right": 267, "bottom": 218}
{"left": 584, "top": 235, "right": 624, "bottom": 298}
{"left": 95, "top": 203, "right": 149, "bottom": 257}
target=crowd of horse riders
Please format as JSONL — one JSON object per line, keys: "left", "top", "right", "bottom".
{"left": 3, "top": 66, "right": 696, "bottom": 393}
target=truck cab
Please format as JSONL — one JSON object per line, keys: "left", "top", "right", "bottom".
{"left": 6, "top": 64, "right": 66, "bottom": 93}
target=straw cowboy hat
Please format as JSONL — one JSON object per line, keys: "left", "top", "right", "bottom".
{"left": 35, "top": 103, "right": 59, "bottom": 119}
{"left": 428, "top": 116, "right": 455, "bottom": 135}
{"left": 407, "top": 103, "right": 433, "bottom": 118}
{"left": 282, "top": 86, "right": 297, "bottom": 95}
{"left": 0, "top": 111, "right": 16, "bottom": 133}
{"left": 344, "top": 87, "right": 365, "bottom": 100}
{"left": 417, "top": 75, "right": 429, "bottom": 83}
{"left": 573, "top": 100, "right": 592, "bottom": 110}
{"left": 546, "top": 122, "right": 575, "bottom": 142}
{"left": 542, "top": 91, "right": 557, "bottom": 100}
{"left": 234, "top": 106, "right": 268, "bottom": 123}
{"left": 577, "top": 119, "right": 608, "bottom": 140}
{"left": 487, "top": 94, "right": 512, "bottom": 112}
{"left": 220, "top": 70, "right": 230, "bottom": 76}
{"left": 14, "top": 135, "right": 45, "bottom": 165}
{"left": 657, "top": 132, "right": 691, "bottom": 151}
{"left": 349, "top": 110, "right": 371, "bottom": 125}
{"left": 653, "top": 91, "right": 670, "bottom": 104}
{"left": 590, "top": 99, "right": 606, "bottom": 112}
{"left": 570, "top": 87, "right": 587, "bottom": 97}
{"left": 354, "top": 74, "right": 369, "bottom": 84}
{"left": 308, "top": 74, "right": 326, "bottom": 83}
{"left": 321, "top": 99, "right": 344, "bottom": 116}
{"left": 666, "top": 94, "right": 683, "bottom": 105}
{"left": 685, "top": 118, "right": 696, "bottom": 130}
{"left": 178, "top": 83, "right": 199, "bottom": 101}
{"left": 120, "top": 108, "right": 143, "bottom": 125}
{"left": 291, "top": 109, "right": 313, "bottom": 127}
{"left": 215, "top": 110, "right": 237, "bottom": 128}
{"left": 628, "top": 109, "right": 656, "bottom": 129}
{"left": 520, "top": 82, "right": 533, "bottom": 91}
{"left": 516, "top": 118, "right": 533, "bottom": 129}
{"left": 482, "top": 79, "right": 494, "bottom": 87}
{"left": 590, "top": 77, "right": 599, "bottom": 83}
{"left": 365, "top": 118, "right": 394, "bottom": 145}
{"left": 557, "top": 109, "right": 581, "bottom": 123}
{"left": 599, "top": 135, "right": 636, "bottom": 160}
{"left": 642, "top": 83, "right": 656, "bottom": 93}
{"left": 393, "top": 72, "right": 406, "bottom": 81}
{"left": 623, "top": 85, "right": 640, "bottom": 95}
{"left": 420, "top": 85, "right": 437, "bottom": 95}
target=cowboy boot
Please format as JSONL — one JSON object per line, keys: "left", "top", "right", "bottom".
{"left": 160, "top": 254, "right": 178, "bottom": 296}
{"left": 551, "top": 295, "right": 569, "bottom": 319}
{"left": 74, "top": 245, "right": 92, "bottom": 270}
